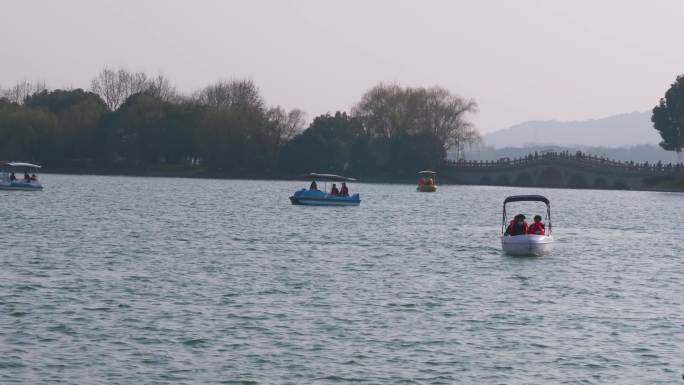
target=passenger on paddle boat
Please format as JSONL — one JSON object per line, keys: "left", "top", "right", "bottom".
{"left": 501, "top": 195, "right": 553, "bottom": 256}
{"left": 290, "top": 173, "right": 361, "bottom": 206}
{"left": 339, "top": 182, "right": 349, "bottom": 197}
{"left": 0, "top": 162, "right": 43, "bottom": 191}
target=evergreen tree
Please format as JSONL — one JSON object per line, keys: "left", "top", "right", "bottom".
{"left": 652, "top": 75, "right": 684, "bottom": 157}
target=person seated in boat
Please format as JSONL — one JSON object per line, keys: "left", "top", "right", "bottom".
{"left": 505, "top": 214, "right": 528, "bottom": 236}
{"left": 528, "top": 215, "right": 545, "bottom": 235}
{"left": 418, "top": 177, "right": 426, "bottom": 186}
{"left": 339, "top": 182, "right": 349, "bottom": 197}
{"left": 30, "top": 174, "right": 38, "bottom": 181}
{"left": 426, "top": 177, "right": 434, "bottom": 185}
{"left": 9, "top": 172, "right": 17, "bottom": 181}
{"left": 309, "top": 180, "right": 318, "bottom": 190}
{"left": 23, "top": 172, "right": 30, "bottom": 182}
{"left": 330, "top": 183, "right": 340, "bottom": 195}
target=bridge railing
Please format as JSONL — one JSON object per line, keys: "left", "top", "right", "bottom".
{"left": 446, "top": 151, "right": 684, "bottom": 175}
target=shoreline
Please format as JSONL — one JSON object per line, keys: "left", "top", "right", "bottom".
{"left": 40, "top": 168, "right": 684, "bottom": 193}
{"left": 41, "top": 167, "right": 418, "bottom": 185}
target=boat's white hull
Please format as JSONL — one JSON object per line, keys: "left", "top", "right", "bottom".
{"left": 501, "top": 234, "right": 553, "bottom": 256}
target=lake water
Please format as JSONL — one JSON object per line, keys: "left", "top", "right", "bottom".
{"left": 1, "top": 174, "right": 683, "bottom": 384}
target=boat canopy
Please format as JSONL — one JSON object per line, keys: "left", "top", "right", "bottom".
{"left": 418, "top": 170, "right": 437, "bottom": 175}
{"left": 503, "top": 195, "right": 549, "bottom": 205}
{"left": 0, "top": 161, "right": 42, "bottom": 169}
{"left": 502, "top": 194, "right": 552, "bottom": 234}
{"left": 305, "top": 173, "right": 356, "bottom": 182}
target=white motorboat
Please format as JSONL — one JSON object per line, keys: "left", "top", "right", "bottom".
{"left": 0, "top": 162, "right": 44, "bottom": 191}
{"left": 501, "top": 195, "right": 553, "bottom": 256}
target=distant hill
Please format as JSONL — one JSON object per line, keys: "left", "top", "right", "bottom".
{"left": 484, "top": 111, "right": 661, "bottom": 148}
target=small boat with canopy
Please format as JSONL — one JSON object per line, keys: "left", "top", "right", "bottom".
{"left": 501, "top": 195, "right": 553, "bottom": 256}
{"left": 0, "top": 162, "right": 44, "bottom": 191}
{"left": 289, "top": 173, "right": 361, "bottom": 206}
{"left": 417, "top": 170, "right": 437, "bottom": 192}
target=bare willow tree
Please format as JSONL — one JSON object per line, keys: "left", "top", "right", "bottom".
{"left": 352, "top": 83, "right": 479, "bottom": 154}
{"left": 267, "top": 106, "right": 307, "bottom": 143}
{"left": 147, "top": 74, "right": 178, "bottom": 102}
{"left": 419, "top": 86, "right": 480, "bottom": 158}
{"left": 0, "top": 80, "right": 47, "bottom": 104}
{"left": 351, "top": 83, "right": 406, "bottom": 139}
{"left": 90, "top": 67, "right": 178, "bottom": 110}
{"left": 195, "top": 79, "right": 265, "bottom": 111}
{"left": 285, "top": 109, "right": 307, "bottom": 140}
{"left": 91, "top": 68, "right": 131, "bottom": 110}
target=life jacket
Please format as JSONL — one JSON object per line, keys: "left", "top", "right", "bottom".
{"left": 506, "top": 220, "right": 528, "bottom": 236}
{"left": 528, "top": 222, "right": 545, "bottom": 235}
{"left": 340, "top": 186, "right": 349, "bottom": 196}
{"left": 330, "top": 187, "right": 340, "bottom": 195}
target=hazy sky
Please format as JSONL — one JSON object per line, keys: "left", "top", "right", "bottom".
{"left": 2, "top": 0, "right": 682, "bottom": 132}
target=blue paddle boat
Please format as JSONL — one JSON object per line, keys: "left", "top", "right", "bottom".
{"left": 0, "top": 162, "right": 44, "bottom": 191}
{"left": 290, "top": 173, "right": 361, "bottom": 206}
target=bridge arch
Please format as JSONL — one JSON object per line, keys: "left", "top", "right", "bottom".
{"left": 539, "top": 167, "right": 564, "bottom": 187}
{"left": 613, "top": 180, "right": 627, "bottom": 189}
{"left": 567, "top": 174, "right": 588, "bottom": 188}
{"left": 594, "top": 177, "right": 608, "bottom": 189}
{"left": 496, "top": 175, "right": 511, "bottom": 186}
{"left": 514, "top": 172, "right": 534, "bottom": 186}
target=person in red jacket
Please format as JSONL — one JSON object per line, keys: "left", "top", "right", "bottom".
{"left": 339, "top": 182, "right": 349, "bottom": 197}
{"left": 505, "top": 214, "right": 528, "bottom": 236}
{"left": 528, "top": 215, "right": 545, "bottom": 235}
{"left": 330, "top": 183, "right": 340, "bottom": 195}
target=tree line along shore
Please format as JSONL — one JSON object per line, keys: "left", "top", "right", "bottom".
{"left": 2, "top": 70, "right": 683, "bottom": 182}
{"left": 0, "top": 68, "right": 478, "bottom": 179}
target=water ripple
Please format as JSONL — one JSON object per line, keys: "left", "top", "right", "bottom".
{"left": 1, "top": 176, "right": 683, "bottom": 384}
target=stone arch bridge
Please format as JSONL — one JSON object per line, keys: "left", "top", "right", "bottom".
{"left": 440, "top": 153, "right": 684, "bottom": 190}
